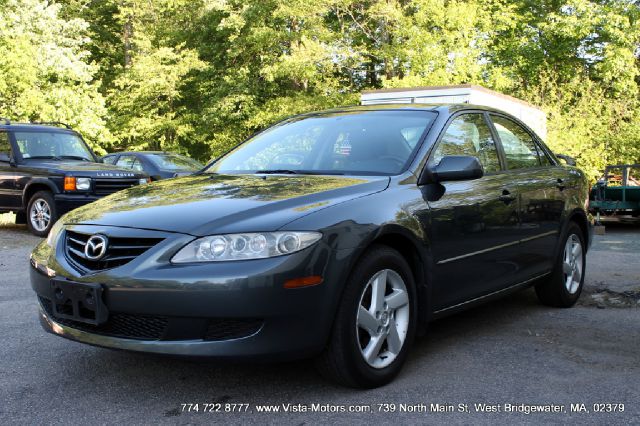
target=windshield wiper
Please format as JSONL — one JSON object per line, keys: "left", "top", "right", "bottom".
{"left": 254, "top": 169, "right": 344, "bottom": 175}
{"left": 255, "top": 169, "right": 301, "bottom": 174}
{"left": 58, "top": 155, "right": 92, "bottom": 162}
{"left": 28, "top": 155, "right": 63, "bottom": 160}
{"left": 27, "top": 155, "right": 90, "bottom": 161}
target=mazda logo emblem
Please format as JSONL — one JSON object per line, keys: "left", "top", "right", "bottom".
{"left": 84, "top": 235, "right": 108, "bottom": 260}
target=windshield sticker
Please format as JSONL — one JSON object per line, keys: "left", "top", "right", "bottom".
{"left": 337, "top": 138, "right": 351, "bottom": 156}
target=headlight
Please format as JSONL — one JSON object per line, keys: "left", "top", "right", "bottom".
{"left": 139, "top": 178, "right": 148, "bottom": 185}
{"left": 76, "top": 177, "right": 91, "bottom": 190}
{"left": 171, "top": 232, "right": 322, "bottom": 263}
{"left": 47, "top": 219, "right": 65, "bottom": 247}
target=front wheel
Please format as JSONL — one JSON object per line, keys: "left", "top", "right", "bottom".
{"left": 26, "top": 191, "right": 57, "bottom": 237}
{"left": 535, "top": 222, "right": 586, "bottom": 307}
{"left": 316, "top": 245, "right": 417, "bottom": 388}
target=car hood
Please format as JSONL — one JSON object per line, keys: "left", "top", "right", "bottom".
{"left": 62, "top": 174, "right": 390, "bottom": 235}
{"left": 23, "top": 160, "right": 146, "bottom": 177}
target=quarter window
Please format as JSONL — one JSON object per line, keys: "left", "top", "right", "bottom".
{"left": 432, "top": 114, "right": 501, "bottom": 173}
{"left": 0, "top": 132, "right": 11, "bottom": 157}
{"left": 491, "top": 116, "right": 542, "bottom": 170}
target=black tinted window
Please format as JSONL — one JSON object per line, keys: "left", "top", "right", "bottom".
{"left": 491, "top": 116, "right": 541, "bottom": 170}
{"left": 432, "top": 114, "right": 501, "bottom": 173}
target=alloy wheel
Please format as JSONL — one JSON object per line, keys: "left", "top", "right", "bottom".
{"left": 562, "top": 234, "right": 583, "bottom": 294}
{"left": 356, "top": 269, "right": 410, "bottom": 369}
{"left": 30, "top": 198, "right": 51, "bottom": 232}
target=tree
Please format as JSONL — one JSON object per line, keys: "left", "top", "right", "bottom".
{"left": 3, "top": 0, "right": 639, "bottom": 171}
{"left": 0, "top": 0, "right": 110, "bottom": 151}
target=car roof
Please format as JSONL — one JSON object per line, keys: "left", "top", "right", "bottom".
{"left": 0, "top": 123, "right": 78, "bottom": 133}
{"left": 296, "top": 103, "right": 513, "bottom": 117}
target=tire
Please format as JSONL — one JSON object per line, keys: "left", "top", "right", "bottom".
{"left": 535, "top": 222, "right": 586, "bottom": 308}
{"left": 26, "top": 191, "right": 57, "bottom": 237}
{"left": 316, "top": 244, "right": 417, "bottom": 388}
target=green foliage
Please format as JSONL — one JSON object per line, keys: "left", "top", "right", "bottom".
{"left": 0, "top": 0, "right": 638, "bottom": 175}
{"left": 0, "top": 0, "right": 111, "bottom": 152}
{"left": 108, "top": 46, "right": 205, "bottom": 152}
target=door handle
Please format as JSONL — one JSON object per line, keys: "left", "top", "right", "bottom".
{"left": 499, "top": 189, "right": 516, "bottom": 204}
{"left": 556, "top": 178, "right": 566, "bottom": 191}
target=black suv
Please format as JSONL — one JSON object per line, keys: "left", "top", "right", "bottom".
{"left": 0, "top": 120, "right": 148, "bottom": 236}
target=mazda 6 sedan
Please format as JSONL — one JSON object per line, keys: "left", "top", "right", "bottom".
{"left": 30, "top": 104, "right": 592, "bottom": 388}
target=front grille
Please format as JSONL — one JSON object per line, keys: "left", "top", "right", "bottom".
{"left": 39, "top": 297, "right": 168, "bottom": 340}
{"left": 94, "top": 178, "right": 139, "bottom": 196}
{"left": 204, "top": 318, "right": 263, "bottom": 341}
{"left": 65, "top": 230, "right": 163, "bottom": 273}
{"left": 40, "top": 297, "right": 263, "bottom": 342}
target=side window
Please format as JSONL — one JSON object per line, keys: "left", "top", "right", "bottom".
{"left": 116, "top": 155, "right": 137, "bottom": 169}
{"left": 628, "top": 167, "right": 640, "bottom": 187}
{"left": 131, "top": 158, "right": 144, "bottom": 172}
{"left": 491, "top": 116, "right": 541, "bottom": 170}
{"left": 432, "top": 113, "right": 501, "bottom": 173}
{"left": 102, "top": 155, "right": 117, "bottom": 165}
{"left": 0, "top": 132, "right": 11, "bottom": 157}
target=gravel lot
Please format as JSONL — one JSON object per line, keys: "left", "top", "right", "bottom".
{"left": 1, "top": 220, "right": 639, "bottom": 425}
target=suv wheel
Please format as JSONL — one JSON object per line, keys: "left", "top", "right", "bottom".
{"left": 27, "top": 191, "right": 57, "bottom": 237}
{"left": 535, "top": 222, "right": 586, "bottom": 307}
{"left": 316, "top": 245, "right": 417, "bottom": 388}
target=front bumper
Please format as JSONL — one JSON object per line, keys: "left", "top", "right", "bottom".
{"left": 30, "top": 225, "right": 350, "bottom": 360}
{"left": 54, "top": 194, "right": 101, "bottom": 216}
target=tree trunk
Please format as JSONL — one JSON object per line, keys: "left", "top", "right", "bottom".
{"left": 123, "top": 15, "right": 133, "bottom": 68}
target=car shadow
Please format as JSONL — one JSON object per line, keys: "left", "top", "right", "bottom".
{"left": 53, "top": 287, "right": 550, "bottom": 400}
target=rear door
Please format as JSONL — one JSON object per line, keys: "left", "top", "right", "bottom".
{"left": 426, "top": 112, "right": 522, "bottom": 309}
{"left": 0, "top": 131, "right": 21, "bottom": 209}
{"left": 489, "top": 114, "right": 564, "bottom": 279}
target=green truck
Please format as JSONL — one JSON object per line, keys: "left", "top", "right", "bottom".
{"left": 589, "top": 164, "right": 640, "bottom": 217}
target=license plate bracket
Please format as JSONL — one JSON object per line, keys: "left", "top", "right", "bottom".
{"left": 50, "top": 279, "right": 109, "bottom": 325}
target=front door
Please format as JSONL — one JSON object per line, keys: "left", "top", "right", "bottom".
{"left": 423, "top": 113, "right": 521, "bottom": 310}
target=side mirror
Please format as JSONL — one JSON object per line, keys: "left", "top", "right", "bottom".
{"left": 556, "top": 154, "right": 576, "bottom": 166}
{"left": 420, "top": 155, "right": 484, "bottom": 184}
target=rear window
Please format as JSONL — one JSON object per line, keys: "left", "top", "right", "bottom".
{"left": 147, "top": 153, "right": 203, "bottom": 171}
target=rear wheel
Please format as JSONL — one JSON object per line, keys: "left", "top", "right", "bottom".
{"left": 26, "top": 191, "right": 57, "bottom": 237}
{"left": 316, "top": 245, "right": 417, "bottom": 388}
{"left": 535, "top": 222, "right": 585, "bottom": 307}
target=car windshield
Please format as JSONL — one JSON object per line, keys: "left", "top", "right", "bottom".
{"left": 14, "top": 131, "right": 94, "bottom": 161}
{"left": 205, "top": 110, "right": 437, "bottom": 176}
{"left": 147, "top": 153, "right": 203, "bottom": 171}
